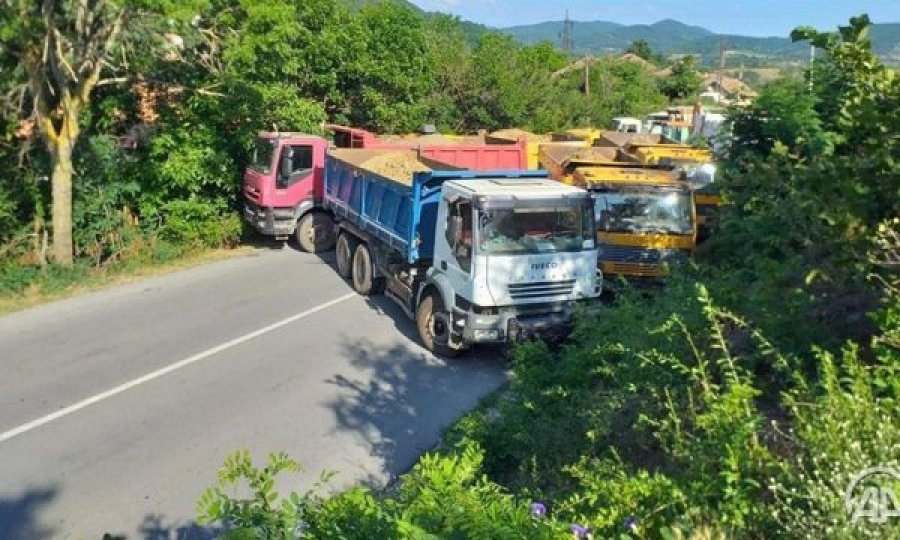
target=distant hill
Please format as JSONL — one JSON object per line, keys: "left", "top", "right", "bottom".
{"left": 348, "top": 2, "right": 900, "bottom": 64}
{"left": 502, "top": 18, "right": 900, "bottom": 62}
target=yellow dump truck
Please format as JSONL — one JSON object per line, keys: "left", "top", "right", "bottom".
{"left": 573, "top": 166, "right": 696, "bottom": 279}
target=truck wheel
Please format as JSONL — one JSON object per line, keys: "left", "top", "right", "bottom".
{"left": 351, "top": 243, "right": 385, "bottom": 295}
{"left": 335, "top": 232, "right": 357, "bottom": 279}
{"left": 295, "top": 212, "right": 336, "bottom": 253}
{"left": 416, "top": 294, "right": 463, "bottom": 358}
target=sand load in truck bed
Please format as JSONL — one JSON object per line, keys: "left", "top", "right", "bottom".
{"left": 379, "top": 133, "right": 453, "bottom": 145}
{"left": 540, "top": 144, "right": 621, "bottom": 167}
{"left": 595, "top": 131, "right": 663, "bottom": 148}
{"left": 328, "top": 149, "right": 437, "bottom": 185}
{"left": 488, "top": 128, "right": 551, "bottom": 143}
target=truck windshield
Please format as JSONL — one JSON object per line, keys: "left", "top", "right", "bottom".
{"left": 252, "top": 138, "right": 277, "bottom": 173}
{"left": 478, "top": 207, "right": 594, "bottom": 255}
{"left": 595, "top": 190, "right": 693, "bottom": 235}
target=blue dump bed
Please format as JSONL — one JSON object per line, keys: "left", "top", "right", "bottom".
{"left": 324, "top": 149, "right": 547, "bottom": 264}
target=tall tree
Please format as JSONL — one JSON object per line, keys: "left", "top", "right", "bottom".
{"left": 0, "top": 0, "right": 198, "bottom": 264}
{"left": 348, "top": 1, "right": 431, "bottom": 131}
{"left": 0, "top": 0, "right": 133, "bottom": 264}
{"left": 658, "top": 55, "right": 701, "bottom": 100}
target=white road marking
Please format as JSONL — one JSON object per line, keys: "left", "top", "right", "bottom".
{"left": 0, "top": 292, "right": 357, "bottom": 444}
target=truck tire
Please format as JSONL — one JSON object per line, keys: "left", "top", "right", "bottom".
{"left": 351, "top": 243, "right": 384, "bottom": 295}
{"left": 335, "top": 232, "right": 357, "bottom": 279}
{"left": 416, "top": 294, "right": 463, "bottom": 358}
{"left": 295, "top": 211, "right": 336, "bottom": 253}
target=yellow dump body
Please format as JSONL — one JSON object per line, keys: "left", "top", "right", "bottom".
{"left": 550, "top": 128, "right": 604, "bottom": 146}
{"left": 538, "top": 144, "right": 629, "bottom": 184}
{"left": 595, "top": 132, "right": 663, "bottom": 149}
{"left": 573, "top": 166, "right": 696, "bottom": 279}
{"left": 626, "top": 144, "right": 712, "bottom": 165}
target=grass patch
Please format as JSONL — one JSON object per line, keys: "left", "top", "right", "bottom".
{"left": 0, "top": 246, "right": 253, "bottom": 315}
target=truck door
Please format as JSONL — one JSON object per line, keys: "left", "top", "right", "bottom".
{"left": 441, "top": 197, "right": 474, "bottom": 290}
{"left": 270, "top": 143, "right": 316, "bottom": 209}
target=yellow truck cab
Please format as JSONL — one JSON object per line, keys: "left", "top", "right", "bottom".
{"left": 619, "top": 144, "right": 721, "bottom": 240}
{"left": 659, "top": 157, "right": 720, "bottom": 241}
{"left": 573, "top": 166, "right": 696, "bottom": 279}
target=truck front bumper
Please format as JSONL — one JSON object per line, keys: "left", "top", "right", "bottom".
{"left": 453, "top": 305, "right": 580, "bottom": 344}
{"left": 243, "top": 201, "right": 296, "bottom": 237}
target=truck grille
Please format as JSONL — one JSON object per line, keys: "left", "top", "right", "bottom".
{"left": 508, "top": 279, "right": 575, "bottom": 300}
{"left": 600, "top": 244, "right": 662, "bottom": 263}
{"left": 603, "top": 262, "right": 665, "bottom": 278}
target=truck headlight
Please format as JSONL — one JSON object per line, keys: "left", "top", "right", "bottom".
{"left": 473, "top": 329, "right": 500, "bottom": 341}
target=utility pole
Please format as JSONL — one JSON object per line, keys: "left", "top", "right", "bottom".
{"left": 560, "top": 10, "right": 574, "bottom": 54}
{"left": 809, "top": 44, "right": 816, "bottom": 93}
{"left": 717, "top": 39, "right": 727, "bottom": 90}
{"left": 583, "top": 55, "right": 590, "bottom": 96}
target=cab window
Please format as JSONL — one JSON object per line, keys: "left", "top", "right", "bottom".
{"left": 277, "top": 145, "right": 314, "bottom": 189}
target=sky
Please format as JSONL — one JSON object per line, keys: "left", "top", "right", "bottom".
{"left": 408, "top": 0, "right": 900, "bottom": 37}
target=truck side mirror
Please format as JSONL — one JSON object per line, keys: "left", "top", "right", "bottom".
{"left": 448, "top": 215, "right": 462, "bottom": 246}
{"left": 278, "top": 148, "right": 294, "bottom": 187}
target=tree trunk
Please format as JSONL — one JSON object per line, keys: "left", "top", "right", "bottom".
{"left": 50, "top": 113, "right": 78, "bottom": 266}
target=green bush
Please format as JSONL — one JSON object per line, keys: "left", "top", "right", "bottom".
{"left": 770, "top": 347, "right": 900, "bottom": 539}
{"left": 157, "top": 199, "right": 241, "bottom": 249}
{"left": 200, "top": 444, "right": 560, "bottom": 539}
{"left": 0, "top": 261, "right": 41, "bottom": 294}
{"left": 197, "top": 450, "right": 306, "bottom": 540}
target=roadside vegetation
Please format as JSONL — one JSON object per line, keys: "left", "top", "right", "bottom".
{"left": 197, "top": 14, "right": 900, "bottom": 539}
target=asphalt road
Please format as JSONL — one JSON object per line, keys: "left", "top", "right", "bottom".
{"left": 0, "top": 246, "right": 508, "bottom": 539}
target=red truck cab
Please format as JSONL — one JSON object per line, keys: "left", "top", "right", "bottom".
{"left": 243, "top": 133, "right": 336, "bottom": 251}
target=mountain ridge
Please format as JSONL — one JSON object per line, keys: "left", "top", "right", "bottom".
{"left": 354, "top": 2, "right": 900, "bottom": 63}
{"left": 501, "top": 18, "right": 900, "bottom": 61}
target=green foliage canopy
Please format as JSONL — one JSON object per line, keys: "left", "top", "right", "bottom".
{"left": 658, "top": 55, "right": 702, "bottom": 100}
